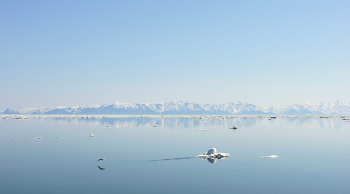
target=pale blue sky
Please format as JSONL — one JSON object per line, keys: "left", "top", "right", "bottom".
{"left": 1, "top": 0, "right": 349, "bottom": 110}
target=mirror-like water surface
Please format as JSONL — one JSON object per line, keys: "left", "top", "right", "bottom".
{"left": 1, "top": 117, "right": 349, "bottom": 194}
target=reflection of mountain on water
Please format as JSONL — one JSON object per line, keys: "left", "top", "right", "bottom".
{"left": 17, "top": 116, "right": 349, "bottom": 130}
{"left": 45, "top": 117, "right": 262, "bottom": 129}
{"left": 271, "top": 118, "right": 347, "bottom": 129}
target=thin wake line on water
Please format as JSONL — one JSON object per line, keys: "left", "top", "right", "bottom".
{"left": 148, "top": 157, "right": 196, "bottom": 162}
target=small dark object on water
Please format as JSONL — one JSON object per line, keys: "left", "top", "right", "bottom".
{"left": 229, "top": 126, "right": 237, "bottom": 130}
{"left": 97, "top": 166, "right": 105, "bottom": 170}
{"left": 97, "top": 158, "right": 105, "bottom": 161}
{"left": 106, "top": 125, "right": 109, "bottom": 127}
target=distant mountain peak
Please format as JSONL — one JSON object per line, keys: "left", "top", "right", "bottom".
{"left": 2, "top": 100, "right": 349, "bottom": 115}
{"left": 3, "top": 108, "right": 21, "bottom": 114}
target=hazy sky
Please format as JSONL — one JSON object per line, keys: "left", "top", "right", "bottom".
{"left": 1, "top": 0, "right": 349, "bottom": 110}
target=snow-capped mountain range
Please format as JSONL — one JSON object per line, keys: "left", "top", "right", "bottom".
{"left": 1, "top": 101, "right": 350, "bottom": 115}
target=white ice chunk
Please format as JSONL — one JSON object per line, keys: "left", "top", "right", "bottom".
{"left": 259, "top": 155, "right": 279, "bottom": 158}
{"left": 207, "top": 148, "right": 217, "bottom": 155}
{"left": 197, "top": 148, "right": 230, "bottom": 159}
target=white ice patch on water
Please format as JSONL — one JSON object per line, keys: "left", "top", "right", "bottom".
{"left": 197, "top": 148, "right": 230, "bottom": 159}
{"left": 259, "top": 155, "right": 279, "bottom": 158}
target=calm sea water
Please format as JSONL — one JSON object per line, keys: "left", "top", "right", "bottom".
{"left": 0, "top": 116, "right": 349, "bottom": 194}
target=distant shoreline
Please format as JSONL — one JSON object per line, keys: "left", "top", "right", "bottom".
{"left": 1, "top": 115, "right": 349, "bottom": 119}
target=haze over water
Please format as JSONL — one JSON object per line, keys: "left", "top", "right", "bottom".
{"left": 0, "top": 116, "right": 349, "bottom": 194}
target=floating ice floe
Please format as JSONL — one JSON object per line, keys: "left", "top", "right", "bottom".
{"left": 196, "top": 129, "right": 205, "bottom": 131}
{"left": 197, "top": 148, "right": 230, "bottom": 159}
{"left": 259, "top": 155, "right": 279, "bottom": 158}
